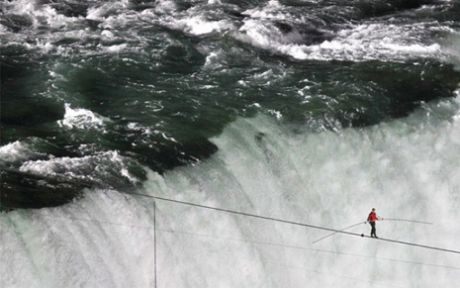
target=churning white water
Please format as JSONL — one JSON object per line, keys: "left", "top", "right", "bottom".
{"left": 2, "top": 95, "right": 460, "bottom": 288}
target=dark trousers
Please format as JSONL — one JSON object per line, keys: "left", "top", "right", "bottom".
{"left": 369, "top": 222, "right": 377, "bottom": 237}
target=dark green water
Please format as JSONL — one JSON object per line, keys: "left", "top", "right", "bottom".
{"left": 1, "top": 0, "right": 460, "bottom": 209}
{"left": 2, "top": 2, "right": 460, "bottom": 288}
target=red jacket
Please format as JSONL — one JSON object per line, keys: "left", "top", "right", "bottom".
{"left": 367, "top": 212, "right": 378, "bottom": 222}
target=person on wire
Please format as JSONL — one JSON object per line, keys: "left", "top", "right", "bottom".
{"left": 367, "top": 208, "right": 382, "bottom": 238}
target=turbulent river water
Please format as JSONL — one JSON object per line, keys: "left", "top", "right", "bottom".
{"left": 1, "top": 0, "right": 460, "bottom": 287}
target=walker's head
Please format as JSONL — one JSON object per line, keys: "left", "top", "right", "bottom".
{"left": 372, "top": 208, "right": 375, "bottom": 212}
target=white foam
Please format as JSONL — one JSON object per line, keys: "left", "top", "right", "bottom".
{"left": 19, "top": 150, "right": 138, "bottom": 184}
{"left": 243, "top": 1, "right": 291, "bottom": 22}
{"left": 267, "top": 109, "right": 283, "bottom": 120}
{"left": 6, "top": 0, "right": 79, "bottom": 29}
{"left": 202, "top": 49, "right": 230, "bottom": 70}
{"left": 165, "top": 15, "right": 235, "bottom": 36}
{"left": 20, "top": 155, "right": 92, "bottom": 179}
{"left": 0, "top": 0, "right": 453, "bottom": 63}
{"left": 140, "top": 100, "right": 460, "bottom": 287}
{"left": 126, "top": 122, "right": 153, "bottom": 136}
{"left": 86, "top": 1, "right": 130, "bottom": 21}
{"left": 58, "top": 104, "right": 108, "bottom": 131}
{"left": 453, "top": 89, "right": 460, "bottom": 120}
{"left": 236, "top": 21, "right": 445, "bottom": 62}
{"left": 443, "top": 31, "right": 460, "bottom": 70}
{"left": 0, "top": 0, "right": 148, "bottom": 56}
{"left": 0, "top": 141, "right": 41, "bottom": 163}
{"left": 0, "top": 189, "right": 155, "bottom": 288}
{"left": 104, "top": 43, "right": 128, "bottom": 53}
{"left": 101, "top": 30, "right": 115, "bottom": 39}
{"left": 152, "top": 0, "right": 178, "bottom": 14}
{"left": 3, "top": 97, "right": 460, "bottom": 287}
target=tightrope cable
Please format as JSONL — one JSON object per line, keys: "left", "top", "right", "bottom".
{"left": 125, "top": 191, "right": 460, "bottom": 255}
{"left": 157, "top": 228, "right": 460, "bottom": 271}
{"left": 8, "top": 209, "right": 457, "bottom": 271}
{"left": 312, "top": 218, "right": 432, "bottom": 244}
{"left": 312, "top": 221, "right": 365, "bottom": 244}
